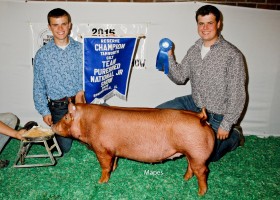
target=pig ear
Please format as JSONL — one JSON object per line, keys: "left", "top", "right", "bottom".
{"left": 75, "top": 90, "right": 86, "bottom": 104}
{"left": 68, "top": 103, "right": 77, "bottom": 116}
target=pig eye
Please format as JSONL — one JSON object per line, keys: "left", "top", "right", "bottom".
{"left": 64, "top": 114, "right": 72, "bottom": 121}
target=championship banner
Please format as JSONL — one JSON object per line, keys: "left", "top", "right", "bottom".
{"left": 30, "top": 23, "right": 147, "bottom": 69}
{"left": 84, "top": 37, "right": 137, "bottom": 104}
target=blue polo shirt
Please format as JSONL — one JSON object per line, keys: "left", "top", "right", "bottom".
{"left": 33, "top": 37, "right": 83, "bottom": 116}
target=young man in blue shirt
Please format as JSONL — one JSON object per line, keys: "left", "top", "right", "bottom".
{"left": 33, "top": 8, "right": 83, "bottom": 154}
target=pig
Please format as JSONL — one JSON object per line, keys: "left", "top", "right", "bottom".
{"left": 52, "top": 93, "right": 215, "bottom": 196}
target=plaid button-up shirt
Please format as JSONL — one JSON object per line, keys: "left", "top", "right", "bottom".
{"left": 168, "top": 35, "right": 246, "bottom": 131}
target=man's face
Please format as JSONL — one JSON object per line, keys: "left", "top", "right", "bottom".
{"left": 48, "top": 15, "right": 71, "bottom": 44}
{"left": 197, "top": 13, "right": 220, "bottom": 47}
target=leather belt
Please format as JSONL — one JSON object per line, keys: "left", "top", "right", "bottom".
{"left": 50, "top": 96, "right": 76, "bottom": 103}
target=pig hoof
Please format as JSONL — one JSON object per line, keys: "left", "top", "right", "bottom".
{"left": 184, "top": 174, "right": 193, "bottom": 181}
{"left": 184, "top": 172, "right": 193, "bottom": 181}
{"left": 98, "top": 177, "right": 109, "bottom": 184}
{"left": 198, "top": 188, "right": 207, "bottom": 196}
{"left": 98, "top": 180, "right": 107, "bottom": 184}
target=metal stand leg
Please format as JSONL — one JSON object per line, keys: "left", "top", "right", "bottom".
{"left": 14, "top": 135, "right": 62, "bottom": 168}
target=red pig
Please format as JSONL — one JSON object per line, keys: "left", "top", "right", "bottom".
{"left": 52, "top": 92, "right": 215, "bottom": 195}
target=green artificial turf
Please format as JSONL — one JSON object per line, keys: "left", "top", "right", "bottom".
{"left": 0, "top": 135, "right": 279, "bottom": 200}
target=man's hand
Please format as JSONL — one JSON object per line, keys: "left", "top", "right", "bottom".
{"left": 168, "top": 49, "right": 173, "bottom": 56}
{"left": 15, "top": 129, "right": 26, "bottom": 140}
{"left": 217, "top": 127, "right": 229, "bottom": 140}
{"left": 43, "top": 114, "right": 53, "bottom": 126}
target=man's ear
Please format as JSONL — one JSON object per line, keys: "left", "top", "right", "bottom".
{"left": 68, "top": 22, "right": 72, "bottom": 31}
{"left": 217, "top": 20, "right": 221, "bottom": 29}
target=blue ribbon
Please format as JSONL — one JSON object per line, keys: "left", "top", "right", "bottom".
{"left": 156, "top": 38, "right": 173, "bottom": 74}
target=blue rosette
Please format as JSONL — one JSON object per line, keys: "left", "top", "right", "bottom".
{"left": 156, "top": 38, "right": 173, "bottom": 74}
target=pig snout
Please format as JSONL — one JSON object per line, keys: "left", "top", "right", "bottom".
{"left": 50, "top": 101, "right": 78, "bottom": 137}
{"left": 51, "top": 124, "right": 59, "bottom": 134}
{"left": 51, "top": 122, "right": 70, "bottom": 137}
{"left": 51, "top": 123, "right": 63, "bottom": 136}
{"left": 51, "top": 114, "right": 73, "bottom": 137}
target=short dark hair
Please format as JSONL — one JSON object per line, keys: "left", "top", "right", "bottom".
{"left": 47, "top": 8, "right": 71, "bottom": 25}
{"left": 195, "top": 5, "right": 221, "bottom": 23}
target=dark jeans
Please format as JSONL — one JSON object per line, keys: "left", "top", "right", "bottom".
{"left": 156, "top": 95, "right": 240, "bottom": 162}
{"left": 48, "top": 100, "right": 73, "bottom": 154}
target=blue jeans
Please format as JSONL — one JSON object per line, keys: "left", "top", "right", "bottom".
{"left": 49, "top": 100, "right": 73, "bottom": 154}
{"left": 156, "top": 95, "right": 240, "bottom": 162}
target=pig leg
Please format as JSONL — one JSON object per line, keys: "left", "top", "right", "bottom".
{"left": 96, "top": 153, "right": 114, "bottom": 183}
{"left": 184, "top": 157, "right": 194, "bottom": 180}
{"left": 112, "top": 157, "right": 118, "bottom": 172}
{"left": 190, "top": 159, "right": 208, "bottom": 196}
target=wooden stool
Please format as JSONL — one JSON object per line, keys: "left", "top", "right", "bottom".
{"left": 14, "top": 134, "right": 62, "bottom": 168}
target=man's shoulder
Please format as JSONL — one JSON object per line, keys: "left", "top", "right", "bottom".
{"left": 70, "top": 37, "right": 82, "bottom": 47}
{"left": 217, "top": 38, "right": 245, "bottom": 63}
{"left": 35, "top": 40, "right": 54, "bottom": 56}
{"left": 187, "top": 41, "right": 201, "bottom": 56}
{"left": 220, "top": 37, "right": 242, "bottom": 54}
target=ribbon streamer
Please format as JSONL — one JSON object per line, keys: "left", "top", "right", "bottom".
{"left": 156, "top": 38, "right": 173, "bottom": 74}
